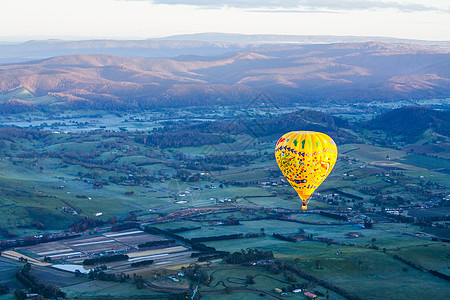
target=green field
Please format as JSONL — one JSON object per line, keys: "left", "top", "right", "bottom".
{"left": 0, "top": 105, "right": 449, "bottom": 299}
{"left": 0, "top": 129, "right": 446, "bottom": 234}
{"left": 394, "top": 243, "right": 450, "bottom": 275}
{"left": 396, "top": 154, "right": 450, "bottom": 171}
{"left": 341, "top": 144, "right": 407, "bottom": 162}
{"left": 200, "top": 265, "right": 347, "bottom": 300}
{"left": 212, "top": 241, "right": 450, "bottom": 300}
{"left": 63, "top": 280, "right": 164, "bottom": 298}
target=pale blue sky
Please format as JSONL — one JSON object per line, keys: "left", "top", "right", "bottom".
{"left": 0, "top": 0, "right": 449, "bottom": 41}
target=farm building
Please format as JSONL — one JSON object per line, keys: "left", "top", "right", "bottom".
{"left": 304, "top": 291, "right": 318, "bottom": 299}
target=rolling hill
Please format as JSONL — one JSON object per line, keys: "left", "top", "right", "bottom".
{"left": 365, "top": 106, "right": 450, "bottom": 140}
{"left": 0, "top": 42, "right": 449, "bottom": 112}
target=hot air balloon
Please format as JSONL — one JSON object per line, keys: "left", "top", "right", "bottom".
{"left": 275, "top": 131, "right": 337, "bottom": 210}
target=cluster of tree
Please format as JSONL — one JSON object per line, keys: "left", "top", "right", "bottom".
{"left": 414, "top": 215, "right": 450, "bottom": 228}
{"left": 70, "top": 217, "right": 105, "bottom": 233}
{"left": 245, "top": 232, "right": 265, "bottom": 238}
{"left": 245, "top": 274, "right": 255, "bottom": 284}
{"left": 130, "top": 260, "right": 154, "bottom": 268}
{"left": 85, "top": 265, "right": 148, "bottom": 291}
{"left": 178, "top": 109, "right": 355, "bottom": 145}
{"left": 174, "top": 169, "right": 205, "bottom": 182}
{"left": 317, "top": 237, "right": 334, "bottom": 245}
{"left": 225, "top": 249, "right": 274, "bottom": 264}
{"left": 0, "top": 100, "right": 37, "bottom": 114}
{"left": 196, "top": 252, "right": 229, "bottom": 262}
{"left": 272, "top": 233, "right": 296, "bottom": 243}
{"left": 42, "top": 145, "right": 152, "bottom": 177}
{"left": 88, "top": 270, "right": 129, "bottom": 282}
{"left": 98, "top": 137, "right": 128, "bottom": 150}
{"left": 180, "top": 264, "right": 210, "bottom": 285}
{"left": 364, "top": 106, "right": 450, "bottom": 142}
{"left": 75, "top": 265, "right": 107, "bottom": 277}
{"left": 0, "top": 127, "right": 50, "bottom": 142}
{"left": 109, "top": 174, "right": 158, "bottom": 185}
{"left": 137, "top": 239, "right": 175, "bottom": 248}
{"left": 249, "top": 110, "right": 349, "bottom": 141}
{"left": 168, "top": 226, "right": 201, "bottom": 233}
{"left": 83, "top": 254, "right": 129, "bottom": 266}
{"left": 136, "top": 130, "right": 234, "bottom": 149}
{"left": 15, "top": 263, "right": 66, "bottom": 299}
{"left": 221, "top": 217, "right": 240, "bottom": 225}
{"left": 284, "top": 270, "right": 297, "bottom": 282}
{"left": 134, "top": 277, "right": 146, "bottom": 290}
{"left": 187, "top": 153, "right": 262, "bottom": 170}
{"left": 372, "top": 195, "right": 409, "bottom": 207}
{"left": 13, "top": 289, "right": 28, "bottom": 300}
{"left": 0, "top": 283, "right": 9, "bottom": 295}
{"left": 191, "top": 233, "right": 244, "bottom": 243}
{"left": 0, "top": 228, "right": 16, "bottom": 239}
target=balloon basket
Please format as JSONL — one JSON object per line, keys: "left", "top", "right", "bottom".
{"left": 301, "top": 202, "right": 307, "bottom": 210}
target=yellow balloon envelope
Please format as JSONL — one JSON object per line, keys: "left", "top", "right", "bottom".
{"left": 275, "top": 131, "right": 337, "bottom": 210}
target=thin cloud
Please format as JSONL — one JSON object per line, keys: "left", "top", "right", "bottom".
{"left": 148, "top": 0, "right": 447, "bottom": 13}
{"left": 248, "top": 9, "right": 338, "bottom": 14}
{"left": 151, "top": 1, "right": 299, "bottom": 9}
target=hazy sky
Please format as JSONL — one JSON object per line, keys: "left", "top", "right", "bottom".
{"left": 0, "top": 0, "right": 449, "bottom": 41}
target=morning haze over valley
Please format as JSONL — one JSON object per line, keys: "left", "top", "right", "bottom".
{"left": 0, "top": 1, "right": 449, "bottom": 299}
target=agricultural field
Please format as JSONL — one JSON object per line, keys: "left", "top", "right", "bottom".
{"left": 340, "top": 143, "right": 407, "bottom": 162}
{"left": 0, "top": 104, "right": 448, "bottom": 299}
{"left": 272, "top": 242, "right": 450, "bottom": 300}
{"left": 200, "top": 265, "right": 346, "bottom": 300}
{"left": 395, "top": 153, "right": 450, "bottom": 170}
{"left": 196, "top": 239, "right": 450, "bottom": 300}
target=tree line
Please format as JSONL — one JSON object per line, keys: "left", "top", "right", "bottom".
{"left": 83, "top": 254, "right": 129, "bottom": 265}
{"left": 225, "top": 249, "right": 274, "bottom": 264}
{"left": 138, "top": 239, "right": 175, "bottom": 249}
{"left": 15, "top": 263, "right": 65, "bottom": 299}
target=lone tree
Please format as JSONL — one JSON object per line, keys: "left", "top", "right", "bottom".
{"left": 316, "top": 260, "right": 322, "bottom": 270}
{"left": 371, "top": 238, "right": 377, "bottom": 247}
{"left": 22, "top": 263, "right": 31, "bottom": 274}
{"left": 285, "top": 271, "right": 296, "bottom": 282}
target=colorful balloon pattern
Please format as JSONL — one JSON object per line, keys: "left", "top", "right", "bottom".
{"left": 275, "top": 131, "right": 337, "bottom": 210}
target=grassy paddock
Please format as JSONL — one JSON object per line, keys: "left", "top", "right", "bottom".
{"left": 342, "top": 144, "right": 407, "bottom": 162}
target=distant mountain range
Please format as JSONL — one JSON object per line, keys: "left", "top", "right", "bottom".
{"left": 0, "top": 38, "right": 249, "bottom": 64}
{"left": 161, "top": 33, "right": 450, "bottom": 46}
{"left": 1, "top": 33, "right": 449, "bottom": 64}
{"left": 0, "top": 42, "right": 449, "bottom": 112}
